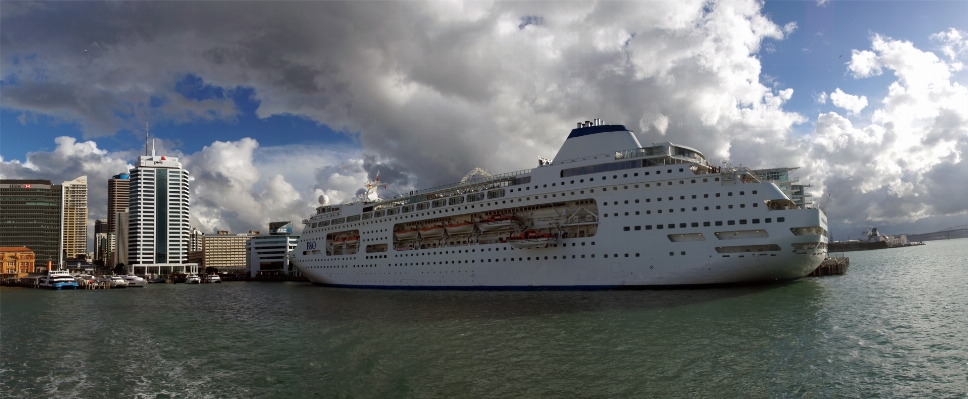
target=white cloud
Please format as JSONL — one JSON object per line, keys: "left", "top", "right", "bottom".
{"left": 829, "top": 88, "right": 868, "bottom": 114}
{"left": 848, "top": 49, "right": 882, "bottom": 78}
{"left": 930, "top": 28, "right": 968, "bottom": 60}
{"left": 816, "top": 91, "right": 828, "bottom": 104}
{"left": 800, "top": 31, "right": 968, "bottom": 231}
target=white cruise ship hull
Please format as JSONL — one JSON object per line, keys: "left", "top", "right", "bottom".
{"left": 293, "top": 123, "right": 828, "bottom": 289}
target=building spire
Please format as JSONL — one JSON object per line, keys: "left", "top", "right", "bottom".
{"left": 145, "top": 122, "right": 149, "bottom": 157}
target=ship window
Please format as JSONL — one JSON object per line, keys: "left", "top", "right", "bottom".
{"left": 715, "top": 221, "right": 723, "bottom": 226}
{"left": 753, "top": 190, "right": 757, "bottom": 194}
{"left": 752, "top": 219, "right": 760, "bottom": 224}
{"left": 624, "top": 200, "right": 628, "bottom": 204}
{"left": 658, "top": 198, "right": 662, "bottom": 202}
{"left": 728, "top": 220, "right": 735, "bottom": 225}
{"left": 614, "top": 201, "right": 618, "bottom": 205}
{"left": 543, "top": 184, "right": 547, "bottom": 188}
{"left": 729, "top": 205, "right": 733, "bottom": 209}
{"left": 715, "top": 178, "right": 720, "bottom": 181}
{"left": 668, "top": 224, "right": 675, "bottom": 228}
{"left": 740, "top": 204, "right": 745, "bottom": 208}
{"left": 704, "top": 194, "right": 709, "bottom": 198}
{"left": 703, "top": 178, "right": 708, "bottom": 182}
{"left": 716, "top": 193, "right": 720, "bottom": 197}
{"left": 692, "top": 207, "right": 697, "bottom": 211}
{"left": 691, "top": 179, "right": 695, "bottom": 183}
{"left": 716, "top": 206, "right": 721, "bottom": 210}
{"left": 740, "top": 219, "right": 747, "bottom": 224}
{"left": 740, "top": 191, "right": 745, "bottom": 195}
{"left": 581, "top": 242, "right": 585, "bottom": 246}
{"left": 571, "top": 181, "right": 574, "bottom": 184}
{"left": 753, "top": 203, "right": 758, "bottom": 207}
{"left": 679, "top": 223, "right": 686, "bottom": 228}
{"left": 670, "top": 252, "right": 674, "bottom": 256}
{"left": 624, "top": 226, "right": 630, "bottom": 231}
{"left": 635, "top": 199, "right": 639, "bottom": 203}
{"left": 645, "top": 172, "right": 650, "bottom": 175}
{"left": 625, "top": 212, "right": 628, "bottom": 216}
{"left": 728, "top": 192, "right": 733, "bottom": 196}
{"left": 647, "top": 211, "right": 651, "bottom": 214}
{"left": 590, "top": 178, "right": 594, "bottom": 181}
{"left": 766, "top": 218, "right": 772, "bottom": 223}
{"left": 634, "top": 226, "right": 641, "bottom": 231}
{"left": 656, "top": 171, "right": 661, "bottom": 174}
{"left": 668, "top": 169, "right": 672, "bottom": 173}
{"left": 691, "top": 222, "right": 698, "bottom": 227}
{"left": 646, "top": 199, "right": 651, "bottom": 202}
{"left": 646, "top": 225, "right": 652, "bottom": 230}
{"left": 778, "top": 217, "right": 785, "bottom": 222}
{"left": 604, "top": 254, "right": 608, "bottom": 258}
{"left": 703, "top": 222, "right": 710, "bottom": 226}
{"left": 636, "top": 211, "right": 640, "bottom": 215}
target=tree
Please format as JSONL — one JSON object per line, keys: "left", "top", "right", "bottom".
{"left": 114, "top": 263, "right": 128, "bottom": 275}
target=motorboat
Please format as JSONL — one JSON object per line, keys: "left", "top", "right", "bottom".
{"left": 203, "top": 274, "right": 222, "bottom": 283}
{"left": 185, "top": 274, "right": 201, "bottom": 284}
{"left": 38, "top": 270, "right": 79, "bottom": 290}
{"left": 97, "top": 275, "right": 128, "bottom": 288}
{"left": 122, "top": 274, "right": 147, "bottom": 287}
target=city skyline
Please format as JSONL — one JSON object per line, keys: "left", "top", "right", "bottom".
{"left": 2, "top": 1, "right": 967, "bottom": 240}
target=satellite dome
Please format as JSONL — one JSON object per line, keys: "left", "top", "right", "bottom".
{"left": 318, "top": 194, "right": 330, "bottom": 205}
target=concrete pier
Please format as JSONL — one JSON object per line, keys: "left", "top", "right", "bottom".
{"left": 808, "top": 256, "right": 849, "bottom": 276}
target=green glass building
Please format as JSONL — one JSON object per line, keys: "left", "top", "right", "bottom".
{"left": 0, "top": 179, "right": 63, "bottom": 270}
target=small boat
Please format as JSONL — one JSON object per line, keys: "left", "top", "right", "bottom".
{"left": 445, "top": 221, "right": 475, "bottom": 235}
{"left": 74, "top": 274, "right": 96, "bottom": 288}
{"left": 394, "top": 229, "right": 418, "bottom": 240}
{"left": 97, "top": 275, "right": 128, "bottom": 288}
{"left": 419, "top": 225, "right": 445, "bottom": 238}
{"left": 508, "top": 230, "right": 557, "bottom": 249}
{"left": 343, "top": 235, "right": 360, "bottom": 245}
{"left": 478, "top": 214, "right": 519, "bottom": 232}
{"left": 203, "top": 274, "right": 222, "bottom": 283}
{"left": 38, "top": 270, "right": 79, "bottom": 290}
{"left": 123, "top": 274, "right": 147, "bottom": 287}
{"left": 185, "top": 274, "right": 201, "bottom": 284}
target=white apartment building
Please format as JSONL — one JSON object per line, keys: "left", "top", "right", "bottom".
{"left": 247, "top": 222, "right": 300, "bottom": 278}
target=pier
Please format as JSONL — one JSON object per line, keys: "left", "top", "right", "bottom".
{"left": 807, "top": 255, "right": 849, "bottom": 276}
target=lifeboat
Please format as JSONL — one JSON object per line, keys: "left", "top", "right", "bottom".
{"left": 445, "top": 221, "right": 475, "bottom": 236}
{"left": 508, "top": 230, "right": 557, "bottom": 249}
{"left": 331, "top": 237, "right": 346, "bottom": 245}
{"left": 419, "top": 225, "right": 445, "bottom": 238}
{"left": 394, "top": 229, "right": 418, "bottom": 240}
{"left": 478, "top": 214, "right": 519, "bottom": 232}
{"left": 344, "top": 235, "right": 360, "bottom": 245}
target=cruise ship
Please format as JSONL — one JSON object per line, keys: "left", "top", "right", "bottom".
{"left": 292, "top": 120, "right": 828, "bottom": 289}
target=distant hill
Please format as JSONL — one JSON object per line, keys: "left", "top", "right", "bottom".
{"left": 903, "top": 228, "right": 968, "bottom": 242}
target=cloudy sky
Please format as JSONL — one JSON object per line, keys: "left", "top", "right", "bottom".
{"left": 2, "top": 0, "right": 967, "bottom": 242}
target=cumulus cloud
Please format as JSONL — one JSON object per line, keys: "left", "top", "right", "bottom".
{"left": 930, "top": 28, "right": 968, "bottom": 60}
{"left": 802, "top": 31, "right": 968, "bottom": 231}
{"left": 816, "top": 91, "right": 828, "bottom": 104}
{"left": 4, "top": 2, "right": 967, "bottom": 235}
{"left": 829, "top": 88, "right": 868, "bottom": 114}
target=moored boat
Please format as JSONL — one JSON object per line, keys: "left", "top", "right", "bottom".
{"left": 38, "top": 270, "right": 79, "bottom": 290}
{"left": 123, "top": 274, "right": 147, "bottom": 287}
{"left": 185, "top": 274, "right": 201, "bottom": 284}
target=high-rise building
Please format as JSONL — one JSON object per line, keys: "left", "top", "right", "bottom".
{"left": 752, "top": 167, "right": 813, "bottom": 208}
{"left": 128, "top": 149, "right": 194, "bottom": 275}
{"left": 0, "top": 179, "right": 63, "bottom": 269}
{"left": 62, "top": 176, "right": 88, "bottom": 260}
{"left": 94, "top": 219, "right": 108, "bottom": 265}
{"left": 107, "top": 173, "right": 129, "bottom": 235}
{"left": 111, "top": 211, "right": 128, "bottom": 268}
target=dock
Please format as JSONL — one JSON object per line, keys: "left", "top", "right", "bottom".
{"left": 808, "top": 255, "right": 849, "bottom": 276}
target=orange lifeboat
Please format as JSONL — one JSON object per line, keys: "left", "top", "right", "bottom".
{"left": 478, "top": 214, "right": 519, "bottom": 232}
{"left": 419, "top": 225, "right": 445, "bottom": 238}
{"left": 445, "top": 221, "right": 474, "bottom": 236}
{"left": 508, "top": 230, "right": 556, "bottom": 249}
{"left": 394, "top": 229, "right": 418, "bottom": 241}
{"left": 343, "top": 235, "right": 359, "bottom": 245}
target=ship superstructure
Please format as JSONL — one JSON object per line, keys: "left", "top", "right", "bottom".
{"left": 292, "top": 120, "right": 828, "bottom": 288}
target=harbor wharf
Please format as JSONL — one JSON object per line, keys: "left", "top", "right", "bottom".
{"left": 808, "top": 255, "right": 849, "bottom": 277}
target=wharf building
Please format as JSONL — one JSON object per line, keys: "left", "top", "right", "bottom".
{"left": 0, "top": 179, "right": 63, "bottom": 269}
{"left": 62, "top": 176, "right": 88, "bottom": 261}
{"left": 752, "top": 168, "right": 813, "bottom": 208}
{"left": 127, "top": 149, "right": 196, "bottom": 276}
{"left": 247, "top": 221, "right": 300, "bottom": 278}
{"left": 1, "top": 247, "right": 35, "bottom": 277}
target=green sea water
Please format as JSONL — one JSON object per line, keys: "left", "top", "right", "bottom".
{"left": 2, "top": 238, "right": 966, "bottom": 398}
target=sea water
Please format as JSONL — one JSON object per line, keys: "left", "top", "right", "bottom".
{"left": 2, "top": 238, "right": 966, "bottom": 398}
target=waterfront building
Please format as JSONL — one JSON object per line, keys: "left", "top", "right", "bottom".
{"left": 127, "top": 148, "right": 196, "bottom": 275}
{"left": 247, "top": 221, "right": 300, "bottom": 278}
{"left": 752, "top": 167, "right": 813, "bottom": 208}
{"left": 1, "top": 247, "right": 35, "bottom": 277}
{"left": 0, "top": 179, "right": 63, "bottom": 269}
{"left": 189, "top": 227, "right": 204, "bottom": 252}
{"left": 107, "top": 173, "right": 129, "bottom": 260}
{"left": 201, "top": 230, "right": 252, "bottom": 272}
{"left": 62, "top": 176, "right": 88, "bottom": 261}
{"left": 94, "top": 219, "right": 108, "bottom": 264}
